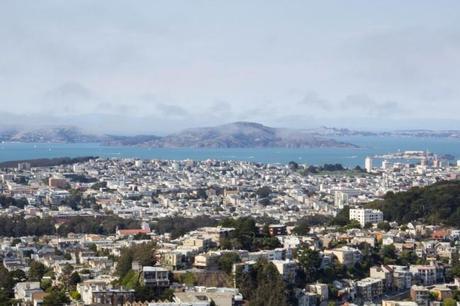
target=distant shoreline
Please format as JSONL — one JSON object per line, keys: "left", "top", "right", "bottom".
{"left": 0, "top": 156, "right": 97, "bottom": 168}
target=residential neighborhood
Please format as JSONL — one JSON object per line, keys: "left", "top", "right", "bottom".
{"left": 0, "top": 157, "right": 459, "bottom": 305}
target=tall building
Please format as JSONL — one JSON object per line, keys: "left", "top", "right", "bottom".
{"left": 334, "top": 191, "right": 349, "bottom": 209}
{"left": 17, "top": 162, "right": 31, "bottom": 171}
{"left": 349, "top": 208, "right": 383, "bottom": 227}
{"left": 365, "top": 157, "right": 373, "bottom": 173}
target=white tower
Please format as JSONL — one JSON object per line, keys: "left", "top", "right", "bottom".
{"left": 365, "top": 157, "right": 373, "bottom": 173}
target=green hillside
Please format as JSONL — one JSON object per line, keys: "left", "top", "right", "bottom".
{"left": 366, "top": 180, "right": 460, "bottom": 226}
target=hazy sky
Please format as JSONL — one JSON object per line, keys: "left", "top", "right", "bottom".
{"left": 1, "top": 0, "right": 459, "bottom": 134}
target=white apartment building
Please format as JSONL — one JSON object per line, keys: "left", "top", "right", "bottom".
{"left": 349, "top": 208, "right": 383, "bottom": 227}
{"left": 142, "top": 266, "right": 170, "bottom": 288}
{"left": 365, "top": 157, "right": 373, "bottom": 173}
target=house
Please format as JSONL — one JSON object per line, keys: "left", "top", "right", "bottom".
{"left": 173, "top": 287, "right": 243, "bottom": 306}
{"left": 356, "top": 277, "right": 383, "bottom": 302}
{"left": 91, "top": 288, "right": 135, "bottom": 306}
{"left": 409, "top": 264, "right": 445, "bottom": 285}
{"left": 410, "top": 285, "right": 430, "bottom": 306}
{"left": 194, "top": 253, "right": 220, "bottom": 270}
{"left": 77, "top": 279, "right": 113, "bottom": 305}
{"left": 323, "top": 246, "right": 361, "bottom": 267}
{"left": 116, "top": 222, "right": 151, "bottom": 238}
{"left": 142, "top": 266, "right": 170, "bottom": 289}
{"left": 370, "top": 265, "right": 412, "bottom": 292}
{"left": 32, "top": 291, "right": 48, "bottom": 306}
{"left": 14, "top": 282, "right": 43, "bottom": 303}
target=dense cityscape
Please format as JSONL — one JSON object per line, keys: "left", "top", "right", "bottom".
{"left": 0, "top": 155, "right": 459, "bottom": 306}
{"left": 2, "top": 1, "right": 460, "bottom": 305}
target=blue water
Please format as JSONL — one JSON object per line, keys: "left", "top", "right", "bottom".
{"left": 0, "top": 136, "right": 459, "bottom": 167}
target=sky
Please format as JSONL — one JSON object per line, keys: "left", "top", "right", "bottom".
{"left": 0, "top": 0, "right": 459, "bottom": 134}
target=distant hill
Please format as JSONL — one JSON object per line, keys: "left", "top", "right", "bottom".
{"left": 306, "top": 126, "right": 460, "bottom": 138}
{"left": 1, "top": 122, "right": 357, "bottom": 148}
{"left": 365, "top": 180, "right": 460, "bottom": 226}
{"left": 126, "top": 122, "right": 356, "bottom": 148}
{"left": 0, "top": 127, "right": 100, "bottom": 143}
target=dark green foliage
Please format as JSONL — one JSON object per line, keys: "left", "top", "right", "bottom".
{"left": 116, "top": 241, "right": 157, "bottom": 279}
{"left": 68, "top": 272, "right": 81, "bottom": 289}
{"left": 60, "top": 189, "right": 97, "bottom": 210}
{"left": 220, "top": 217, "right": 282, "bottom": 251}
{"left": 300, "top": 163, "right": 345, "bottom": 175}
{"left": 57, "top": 215, "right": 140, "bottom": 236}
{"left": 64, "top": 174, "right": 97, "bottom": 183}
{"left": 220, "top": 217, "right": 257, "bottom": 251}
{"left": 256, "top": 186, "right": 272, "bottom": 198}
{"left": 0, "top": 195, "right": 28, "bottom": 209}
{"left": 366, "top": 180, "right": 460, "bottom": 225}
{"left": 377, "top": 221, "right": 391, "bottom": 231}
{"left": 235, "top": 259, "right": 288, "bottom": 306}
{"left": 28, "top": 261, "right": 49, "bottom": 281}
{"left": 218, "top": 253, "right": 241, "bottom": 274}
{"left": 253, "top": 236, "right": 282, "bottom": 250}
{"left": 91, "top": 181, "right": 108, "bottom": 190}
{"left": 116, "top": 251, "right": 134, "bottom": 279}
{"left": 0, "top": 214, "right": 139, "bottom": 237}
{"left": 330, "top": 207, "right": 350, "bottom": 226}
{"left": 0, "top": 216, "right": 54, "bottom": 237}
{"left": 380, "top": 245, "right": 397, "bottom": 265}
{"left": 0, "top": 266, "right": 16, "bottom": 301}
{"left": 43, "top": 288, "right": 70, "bottom": 306}
{"left": 133, "top": 233, "right": 151, "bottom": 240}
{"left": 296, "top": 247, "right": 322, "bottom": 283}
{"left": 292, "top": 215, "right": 332, "bottom": 235}
{"left": 152, "top": 216, "right": 218, "bottom": 239}
{"left": 288, "top": 161, "right": 299, "bottom": 171}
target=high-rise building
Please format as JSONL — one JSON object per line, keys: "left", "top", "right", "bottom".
{"left": 365, "top": 157, "right": 373, "bottom": 173}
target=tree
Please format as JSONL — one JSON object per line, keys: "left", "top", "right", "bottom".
{"left": 68, "top": 272, "right": 81, "bottom": 289}
{"left": 0, "top": 288, "right": 11, "bottom": 306}
{"left": 380, "top": 245, "right": 397, "bottom": 264}
{"left": 220, "top": 217, "right": 258, "bottom": 251}
{"left": 377, "top": 221, "right": 391, "bottom": 232}
{"left": 255, "top": 186, "right": 272, "bottom": 198}
{"left": 292, "top": 221, "right": 310, "bottom": 236}
{"left": 235, "top": 258, "right": 287, "bottom": 306}
{"left": 28, "top": 261, "right": 48, "bottom": 281}
{"left": 9, "top": 270, "right": 27, "bottom": 283}
{"left": 117, "top": 242, "right": 156, "bottom": 278}
{"left": 397, "top": 250, "right": 419, "bottom": 266}
{"left": 331, "top": 207, "right": 350, "bottom": 226}
{"left": 43, "top": 289, "right": 70, "bottom": 306}
{"left": 117, "top": 250, "right": 134, "bottom": 279}
{"left": 296, "top": 247, "right": 322, "bottom": 283}
{"left": 249, "top": 259, "right": 287, "bottom": 306}
{"left": 218, "top": 253, "right": 241, "bottom": 274}
{"left": 366, "top": 180, "right": 460, "bottom": 226}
